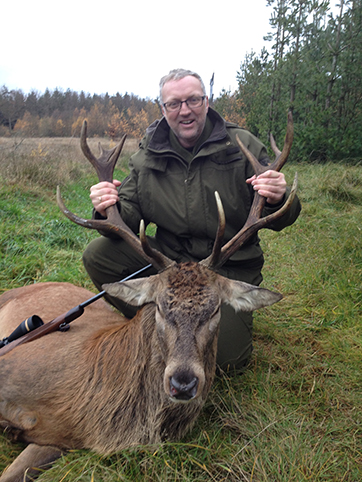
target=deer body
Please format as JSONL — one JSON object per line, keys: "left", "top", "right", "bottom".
{"left": 0, "top": 264, "right": 281, "bottom": 481}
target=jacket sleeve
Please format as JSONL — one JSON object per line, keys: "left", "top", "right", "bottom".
{"left": 118, "top": 159, "right": 144, "bottom": 234}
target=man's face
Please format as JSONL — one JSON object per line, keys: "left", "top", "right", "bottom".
{"left": 161, "top": 76, "right": 209, "bottom": 149}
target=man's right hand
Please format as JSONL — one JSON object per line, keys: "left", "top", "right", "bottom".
{"left": 90, "top": 180, "right": 121, "bottom": 217}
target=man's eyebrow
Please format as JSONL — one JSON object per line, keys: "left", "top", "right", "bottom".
{"left": 166, "top": 94, "right": 200, "bottom": 102}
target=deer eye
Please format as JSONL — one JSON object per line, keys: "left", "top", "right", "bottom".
{"left": 208, "top": 307, "right": 221, "bottom": 332}
{"left": 155, "top": 306, "right": 166, "bottom": 331}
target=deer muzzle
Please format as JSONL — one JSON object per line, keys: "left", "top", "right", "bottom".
{"left": 165, "top": 363, "right": 205, "bottom": 402}
{"left": 169, "top": 374, "right": 199, "bottom": 401}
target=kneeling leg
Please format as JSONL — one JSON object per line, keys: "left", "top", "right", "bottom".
{"left": 0, "top": 444, "right": 63, "bottom": 482}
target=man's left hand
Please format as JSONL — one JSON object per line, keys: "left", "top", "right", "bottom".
{"left": 246, "top": 170, "right": 287, "bottom": 205}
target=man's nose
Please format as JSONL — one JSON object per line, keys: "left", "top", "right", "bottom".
{"left": 179, "top": 101, "right": 192, "bottom": 114}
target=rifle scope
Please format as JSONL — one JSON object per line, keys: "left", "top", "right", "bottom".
{"left": 0, "top": 315, "right": 44, "bottom": 348}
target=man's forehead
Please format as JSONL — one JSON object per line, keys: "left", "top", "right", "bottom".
{"left": 162, "top": 76, "right": 203, "bottom": 99}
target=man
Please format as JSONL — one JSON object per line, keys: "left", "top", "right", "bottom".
{"left": 83, "top": 68, "right": 301, "bottom": 371}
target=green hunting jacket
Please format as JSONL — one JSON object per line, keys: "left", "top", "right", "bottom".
{"left": 100, "top": 108, "right": 301, "bottom": 270}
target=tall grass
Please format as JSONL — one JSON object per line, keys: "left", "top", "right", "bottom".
{"left": 0, "top": 137, "right": 361, "bottom": 481}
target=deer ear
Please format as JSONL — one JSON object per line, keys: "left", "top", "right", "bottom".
{"left": 102, "top": 276, "right": 158, "bottom": 306}
{"left": 220, "top": 279, "right": 283, "bottom": 312}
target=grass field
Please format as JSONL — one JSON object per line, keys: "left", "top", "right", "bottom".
{"left": 0, "top": 137, "right": 361, "bottom": 481}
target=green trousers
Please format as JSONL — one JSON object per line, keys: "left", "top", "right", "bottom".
{"left": 83, "top": 236, "right": 263, "bottom": 371}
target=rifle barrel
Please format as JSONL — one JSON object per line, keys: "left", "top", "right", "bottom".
{"left": 0, "top": 263, "right": 153, "bottom": 357}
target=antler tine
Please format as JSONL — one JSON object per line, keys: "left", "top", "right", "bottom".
{"left": 80, "top": 120, "right": 126, "bottom": 182}
{"left": 209, "top": 173, "right": 298, "bottom": 269}
{"left": 58, "top": 122, "right": 175, "bottom": 272}
{"left": 235, "top": 137, "right": 266, "bottom": 177}
{"left": 200, "top": 192, "right": 225, "bottom": 268}
{"left": 270, "top": 133, "right": 281, "bottom": 157}
{"left": 236, "top": 110, "right": 293, "bottom": 177}
{"left": 202, "top": 112, "right": 297, "bottom": 271}
{"left": 269, "top": 110, "right": 294, "bottom": 172}
{"left": 56, "top": 188, "right": 173, "bottom": 271}
{"left": 80, "top": 121, "right": 97, "bottom": 167}
{"left": 139, "top": 221, "right": 177, "bottom": 271}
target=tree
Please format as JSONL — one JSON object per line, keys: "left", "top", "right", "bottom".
{"left": 325, "top": 0, "right": 345, "bottom": 110}
{"left": 87, "top": 102, "right": 107, "bottom": 137}
{"left": 214, "top": 90, "right": 246, "bottom": 127}
{"left": 265, "top": 0, "right": 289, "bottom": 131}
{"left": 237, "top": 49, "right": 272, "bottom": 139}
{"left": 13, "top": 111, "right": 40, "bottom": 136}
{"left": 71, "top": 108, "right": 87, "bottom": 137}
{"left": 128, "top": 109, "right": 148, "bottom": 139}
{"left": 106, "top": 102, "right": 129, "bottom": 139}
{"left": 0, "top": 86, "right": 25, "bottom": 132}
{"left": 236, "top": 0, "right": 362, "bottom": 160}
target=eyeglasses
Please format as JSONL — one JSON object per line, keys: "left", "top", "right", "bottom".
{"left": 163, "top": 96, "right": 206, "bottom": 113}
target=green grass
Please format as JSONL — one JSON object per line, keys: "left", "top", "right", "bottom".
{"left": 0, "top": 137, "right": 361, "bottom": 481}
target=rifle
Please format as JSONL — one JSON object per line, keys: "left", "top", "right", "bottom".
{"left": 0, "top": 264, "right": 152, "bottom": 357}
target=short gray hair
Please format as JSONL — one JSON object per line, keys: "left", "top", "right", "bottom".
{"left": 159, "top": 69, "right": 206, "bottom": 102}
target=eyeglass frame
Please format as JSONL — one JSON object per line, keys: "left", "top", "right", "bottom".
{"left": 162, "top": 95, "right": 206, "bottom": 113}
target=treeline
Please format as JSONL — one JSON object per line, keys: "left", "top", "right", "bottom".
{"left": 229, "top": 0, "right": 362, "bottom": 160}
{"left": 0, "top": 88, "right": 162, "bottom": 139}
{"left": 1, "top": 1, "right": 361, "bottom": 161}
{"left": 0, "top": 85, "right": 247, "bottom": 141}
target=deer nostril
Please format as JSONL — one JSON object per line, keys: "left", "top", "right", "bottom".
{"left": 169, "top": 375, "right": 198, "bottom": 401}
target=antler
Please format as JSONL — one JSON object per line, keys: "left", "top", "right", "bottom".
{"left": 201, "top": 111, "right": 298, "bottom": 271}
{"left": 57, "top": 121, "right": 175, "bottom": 272}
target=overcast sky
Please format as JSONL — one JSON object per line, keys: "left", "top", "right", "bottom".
{"left": 1, "top": 0, "right": 273, "bottom": 100}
